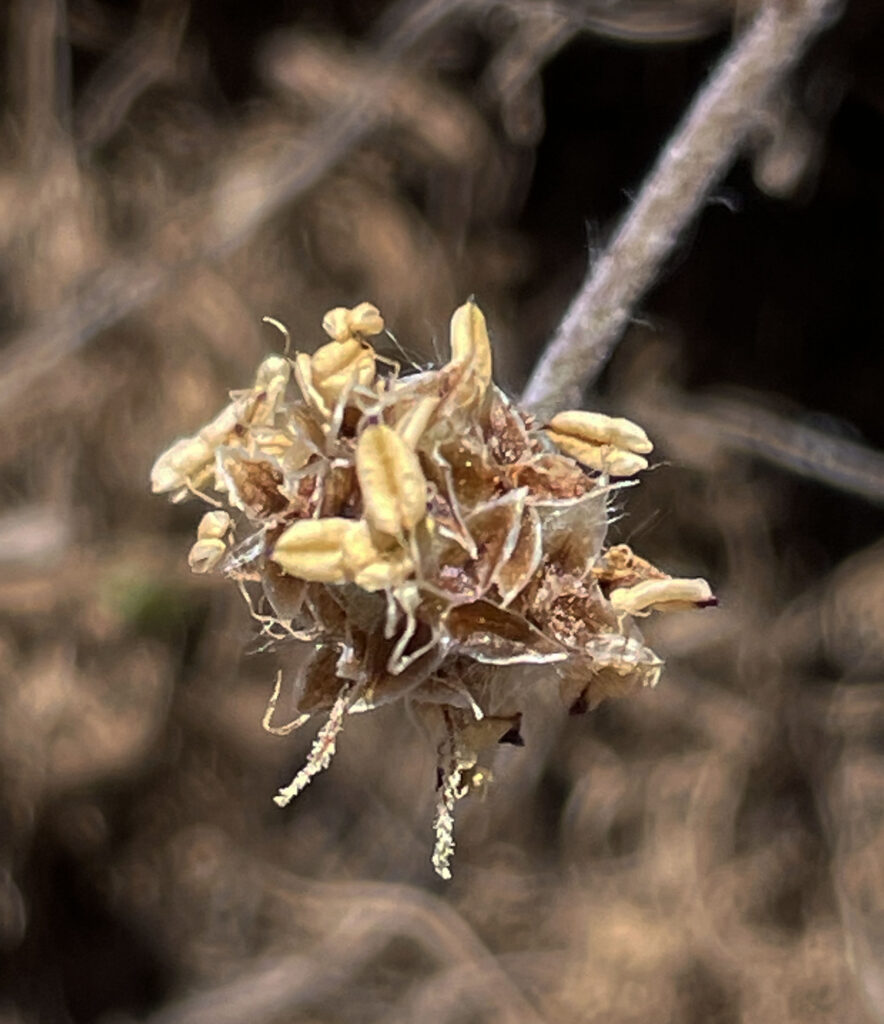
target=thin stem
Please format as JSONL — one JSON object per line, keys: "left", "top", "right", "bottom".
{"left": 521, "top": 0, "right": 842, "bottom": 419}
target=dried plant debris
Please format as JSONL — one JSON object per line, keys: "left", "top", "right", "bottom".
{"left": 151, "top": 299, "right": 716, "bottom": 877}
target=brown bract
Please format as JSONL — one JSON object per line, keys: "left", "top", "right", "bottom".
{"left": 150, "top": 299, "right": 715, "bottom": 878}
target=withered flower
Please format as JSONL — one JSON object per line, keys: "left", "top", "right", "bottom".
{"left": 151, "top": 299, "right": 715, "bottom": 878}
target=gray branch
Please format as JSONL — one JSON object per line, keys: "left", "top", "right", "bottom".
{"left": 521, "top": 0, "right": 843, "bottom": 419}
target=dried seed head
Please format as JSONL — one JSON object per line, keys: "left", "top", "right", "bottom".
{"left": 152, "top": 296, "right": 716, "bottom": 880}
{"left": 356, "top": 424, "right": 428, "bottom": 536}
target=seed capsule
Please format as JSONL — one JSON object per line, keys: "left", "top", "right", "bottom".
{"left": 197, "top": 510, "right": 231, "bottom": 540}
{"left": 356, "top": 424, "right": 428, "bottom": 536}
{"left": 547, "top": 410, "right": 653, "bottom": 454}
{"left": 347, "top": 302, "right": 385, "bottom": 337}
{"left": 272, "top": 517, "right": 361, "bottom": 583}
{"left": 545, "top": 429, "right": 648, "bottom": 477}
{"left": 310, "top": 338, "right": 376, "bottom": 406}
{"left": 446, "top": 299, "right": 493, "bottom": 411}
{"left": 609, "top": 577, "right": 716, "bottom": 615}
{"left": 322, "top": 302, "right": 385, "bottom": 342}
{"left": 188, "top": 537, "right": 227, "bottom": 574}
{"left": 150, "top": 436, "right": 216, "bottom": 493}
{"left": 449, "top": 299, "right": 492, "bottom": 395}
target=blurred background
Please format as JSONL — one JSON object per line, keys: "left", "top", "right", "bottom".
{"left": 2, "top": 1, "right": 884, "bottom": 1021}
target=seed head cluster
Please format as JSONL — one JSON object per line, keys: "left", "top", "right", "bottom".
{"left": 151, "top": 300, "right": 715, "bottom": 878}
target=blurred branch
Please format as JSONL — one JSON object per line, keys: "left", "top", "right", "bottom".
{"left": 145, "top": 875, "right": 545, "bottom": 1024}
{"left": 521, "top": 0, "right": 843, "bottom": 419}
{"left": 0, "top": 0, "right": 464, "bottom": 415}
{"left": 638, "top": 390, "right": 884, "bottom": 506}
{"left": 73, "top": 2, "right": 190, "bottom": 149}
{"left": 8, "top": 0, "right": 71, "bottom": 162}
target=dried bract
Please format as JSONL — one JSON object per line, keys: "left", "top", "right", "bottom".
{"left": 152, "top": 298, "right": 715, "bottom": 878}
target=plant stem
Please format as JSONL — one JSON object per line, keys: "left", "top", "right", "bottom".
{"left": 521, "top": 0, "right": 842, "bottom": 420}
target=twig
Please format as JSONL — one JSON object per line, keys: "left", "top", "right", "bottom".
{"left": 638, "top": 390, "right": 884, "bottom": 507}
{"left": 0, "top": 0, "right": 465, "bottom": 415}
{"left": 144, "top": 874, "right": 547, "bottom": 1024}
{"left": 521, "top": 0, "right": 843, "bottom": 419}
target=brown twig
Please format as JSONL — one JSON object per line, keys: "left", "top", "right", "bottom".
{"left": 637, "top": 389, "right": 884, "bottom": 506}
{"left": 521, "top": 0, "right": 843, "bottom": 419}
{"left": 0, "top": 0, "right": 464, "bottom": 415}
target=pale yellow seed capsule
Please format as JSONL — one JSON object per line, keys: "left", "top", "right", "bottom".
{"left": 356, "top": 424, "right": 428, "bottom": 536}
{"left": 347, "top": 302, "right": 384, "bottom": 337}
{"left": 188, "top": 537, "right": 227, "bottom": 574}
{"left": 341, "top": 520, "right": 382, "bottom": 574}
{"left": 545, "top": 430, "right": 648, "bottom": 476}
{"left": 150, "top": 435, "right": 216, "bottom": 493}
{"left": 197, "top": 510, "right": 231, "bottom": 540}
{"left": 253, "top": 354, "right": 290, "bottom": 390}
{"left": 353, "top": 552, "right": 414, "bottom": 591}
{"left": 322, "top": 307, "right": 352, "bottom": 343}
{"left": 310, "top": 338, "right": 376, "bottom": 405}
{"left": 395, "top": 395, "right": 441, "bottom": 449}
{"left": 449, "top": 299, "right": 492, "bottom": 390}
{"left": 293, "top": 352, "right": 331, "bottom": 418}
{"left": 322, "top": 302, "right": 385, "bottom": 342}
{"left": 341, "top": 520, "right": 413, "bottom": 591}
{"left": 272, "top": 517, "right": 360, "bottom": 582}
{"left": 547, "top": 410, "right": 653, "bottom": 454}
{"left": 249, "top": 355, "right": 291, "bottom": 426}
{"left": 610, "top": 577, "right": 715, "bottom": 615}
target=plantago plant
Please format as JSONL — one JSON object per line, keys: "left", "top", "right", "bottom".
{"left": 152, "top": 300, "right": 715, "bottom": 878}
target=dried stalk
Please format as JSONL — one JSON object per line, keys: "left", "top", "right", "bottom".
{"left": 521, "top": 0, "right": 843, "bottom": 419}
{"left": 0, "top": 0, "right": 464, "bottom": 415}
{"left": 637, "top": 390, "right": 884, "bottom": 507}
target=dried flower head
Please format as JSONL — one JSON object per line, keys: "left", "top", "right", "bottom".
{"left": 151, "top": 299, "right": 716, "bottom": 878}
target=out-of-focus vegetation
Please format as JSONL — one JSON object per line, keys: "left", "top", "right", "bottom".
{"left": 1, "top": 1, "right": 884, "bottom": 1022}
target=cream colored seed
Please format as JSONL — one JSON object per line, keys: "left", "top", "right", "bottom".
{"left": 293, "top": 351, "right": 331, "bottom": 418}
{"left": 322, "top": 302, "right": 385, "bottom": 342}
{"left": 271, "top": 517, "right": 360, "bottom": 583}
{"left": 197, "top": 510, "right": 231, "bottom": 540}
{"left": 449, "top": 299, "right": 492, "bottom": 390}
{"left": 352, "top": 548, "right": 414, "bottom": 591}
{"left": 341, "top": 519, "right": 382, "bottom": 574}
{"left": 545, "top": 430, "right": 648, "bottom": 477}
{"left": 356, "top": 424, "right": 428, "bottom": 536}
{"left": 395, "top": 395, "right": 441, "bottom": 449}
{"left": 188, "top": 537, "right": 227, "bottom": 574}
{"left": 150, "top": 435, "right": 216, "bottom": 493}
{"left": 310, "top": 338, "right": 376, "bottom": 404}
{"left": 321, "top": 307, "right": 352, "bottom": 343}
{"left": 547, "top": 410, "right": 653, "bottom": 455}
{"left": 610, "top": 577, "right": 714, "bottom": 615}
{"left": 347, "top": 301, "right": 385, "bottom": 337}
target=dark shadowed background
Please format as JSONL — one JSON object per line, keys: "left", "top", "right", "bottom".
{"left": 2, "top": 1, "right": 884, "bottom": 1022}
